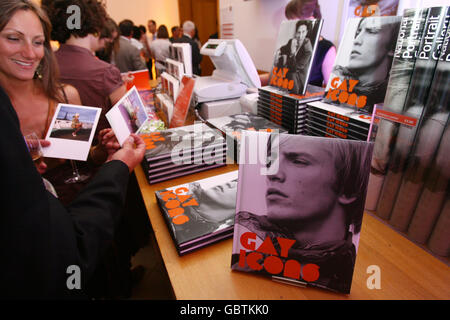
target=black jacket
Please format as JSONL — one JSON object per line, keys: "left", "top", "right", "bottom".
{"left": 0, "top": 86, "right": 130, "bottom": 299}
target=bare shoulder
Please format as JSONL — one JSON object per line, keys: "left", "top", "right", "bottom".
{"left": 61, "top": 84, "right": 82, "bottom": 105}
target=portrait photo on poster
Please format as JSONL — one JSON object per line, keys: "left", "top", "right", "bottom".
{"left": 43, "top": 104, "right": 101, "bottom": 161}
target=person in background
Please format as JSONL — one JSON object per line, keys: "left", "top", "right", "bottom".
{"left": 170, "top": 25, "right": 181, "bottom": 42}
{"left": 146, "top": 19, "right": 157, "bottom": 79}
{"left": 261, "top": 0, "right": 336, "bottom": 88}
{"left": 174, "top": 20, "right": 202, "bottom": 76}
{"left": 114, "top": 19, "right": 146, "bottom": 73}
{"left": 193, "top": 27, "right": 202, "bottom": 51}
{"left": 131, "top": 25, "right": 144, "bottom": 52}
{"left": 44, "top": 1, "right": 150, "bottom": 299}
{"left": 150, "top": 25, "right": 171, "bottom": 77}
{"left": 45, "top": 0, "right": 127, "bottom": 139}
{"left": 96, "top": 18, "right": 120, "bottom": 65}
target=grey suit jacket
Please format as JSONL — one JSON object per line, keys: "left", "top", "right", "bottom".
{"left": 114, "top": 37, "right": 146, "bottom": 73}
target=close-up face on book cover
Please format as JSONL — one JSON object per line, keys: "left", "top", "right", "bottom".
{"left": 232, "top": 131, "right": 374, "bottom": 294}
{"left": 324, "top": 16, "right": 401, "bottom": 113}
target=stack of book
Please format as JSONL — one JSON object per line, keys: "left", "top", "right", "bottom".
{"left": 256, "top": 18, "right": 324, "bottom": 133}
{"left": 140, "top": 122, "right": 227, "bottom": 184}
{"left": 257, "top": 84, "right": 324, "bottom": 134}
{"left": 205, "top": 112, "right": 287, "bottom": 163}
{"left": 306, "top": 100, "right": 373, "bottom": 141}
{"left": 155, "top": 170, "right": 238, "bottom": 255}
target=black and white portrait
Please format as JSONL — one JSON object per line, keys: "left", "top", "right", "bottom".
{"left": 232, "top": 131, "right": 373, "bottom": 293}
{"left": 270, "top": 19, "right": 323, "bottom": 95}
{"left": 325, "top": 16, "right": 401, "bottom": 113}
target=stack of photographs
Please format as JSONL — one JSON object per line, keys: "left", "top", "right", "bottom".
{"left": 155, "top": 170, "right": 238, "bottom": 256}
{"left": 306, "top": 101, "right": 372, "bottom": 141}
{"left": 257, "top": 84, "right": 324, "bottom": 134}
{"left": 140, "top": 122, "right": 227, "bottom": 184}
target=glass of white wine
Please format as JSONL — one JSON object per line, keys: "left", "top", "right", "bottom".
{"left": 24, "top": 132, "right": 44, "bottom": 164}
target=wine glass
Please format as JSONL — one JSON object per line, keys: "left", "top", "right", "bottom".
{"left": 24, "top": 132, "right": 43, "bottom": 164}
{"left": 64, "top": 160, "right": 91, "bottom": 184}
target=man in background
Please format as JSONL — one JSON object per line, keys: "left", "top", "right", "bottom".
{"left": 170, "top": 26, "right": 182, "bottom": 42}
{"left": 174, "top": 20, "right": 202, "bottom": 76}
{"left": 115, "top": 19, "right": 146, "bottom": 73}
{"left": 146, "top": 19, "right": 157, "bottom": 79}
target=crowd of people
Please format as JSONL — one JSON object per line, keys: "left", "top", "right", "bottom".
{"left": 0, "top": 0, "right": 203, "bottom": 299}
{"left": 0, "top": 0, "right": 339, "bottom": 300}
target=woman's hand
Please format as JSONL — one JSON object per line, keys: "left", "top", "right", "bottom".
{"left": 36, "top": 139, "right": 51, "bottom": 175}
{"left": 99, "top": 128, "right": 120, "bottom": 157}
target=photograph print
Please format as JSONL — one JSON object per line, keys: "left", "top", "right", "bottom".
{"left": 49, "top": 104, "right": 99, "bottom": 141}
{"left": 117, "top": 86, "right": 148, "bottom": 133}
{"left": 324, "top": 16, "right": 401, "bottom": 113}
{"left": 43, "top": 103, "right": 101, "bottom": 161}
{"left": 269, "top": 19, "right": 323, "bottom": 95}
{"left": 231, "top": 131, "right": 374, "bottom": 294}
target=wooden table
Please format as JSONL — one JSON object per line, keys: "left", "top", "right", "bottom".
{"left": 134, "top": 163, "right": 450, "bottom": 300}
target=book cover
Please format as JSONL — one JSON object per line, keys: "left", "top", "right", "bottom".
{"left": 268, "top": 19, "right": 323, "bottom": 95}
{"left": 105, "top": 86, "right": 149, "bottom": 146}
{"left": 166, "top": 58, "right": 185, "bottom": 81}
{"left": 367, "top": 8, "right": 430, "bottom": 212}
{"left": 141, "top": 122, "right": 225, "bottom": 163}
{"left": 372, "top": 7, "right": 430, "bottom": 174}
{"left": 376, "top": 6, "right": 450, "bottom": 223}
{"left": 43, "top": 103, "right": 101, "bottom": 161}
{"left": 171, "top": 43, "right": 193, "bottom": 76}
{"left": 388, "top": 24, "right": 450, "bottom": 231}
{"left": 122, "top": 69, "right": 151, "bottom": 91}
{"left": 169, "top": 76, "right": 196, "bottom": 128}
{"left": 427, "top": 196, "right": 450, "bottom": 257}
{"left": 324, "top": 16, "right": 402, "bottom": 114}
{"left": 231, "top": 131, "right": 373, "bottom": 294}
{"left": 408, "top": 121, "right": 450, "bottom": 244}
{"left": 155, "top": 170, "right": 239, "bottom": 255}
{"left": 206, "top": 112, "right": 287, "bottom": 163}
{"left": 161, "top": 72, "right": 180, "bottom": 102}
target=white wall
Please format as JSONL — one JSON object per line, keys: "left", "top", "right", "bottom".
{"left": 219, "top": 0, "right": 343, "bottom": 72}
{"left": 104, "top": 0, "right": 180, "bottom": 31}
{"left": 219, "top": 0, "right": 449, "bottom": 73}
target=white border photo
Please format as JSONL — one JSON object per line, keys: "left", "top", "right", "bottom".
{"left": 43, "top": 103, "right": 101, "bottom": 161}
{"left": 106, "top": 86, "right": 150, "bottom": 146}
